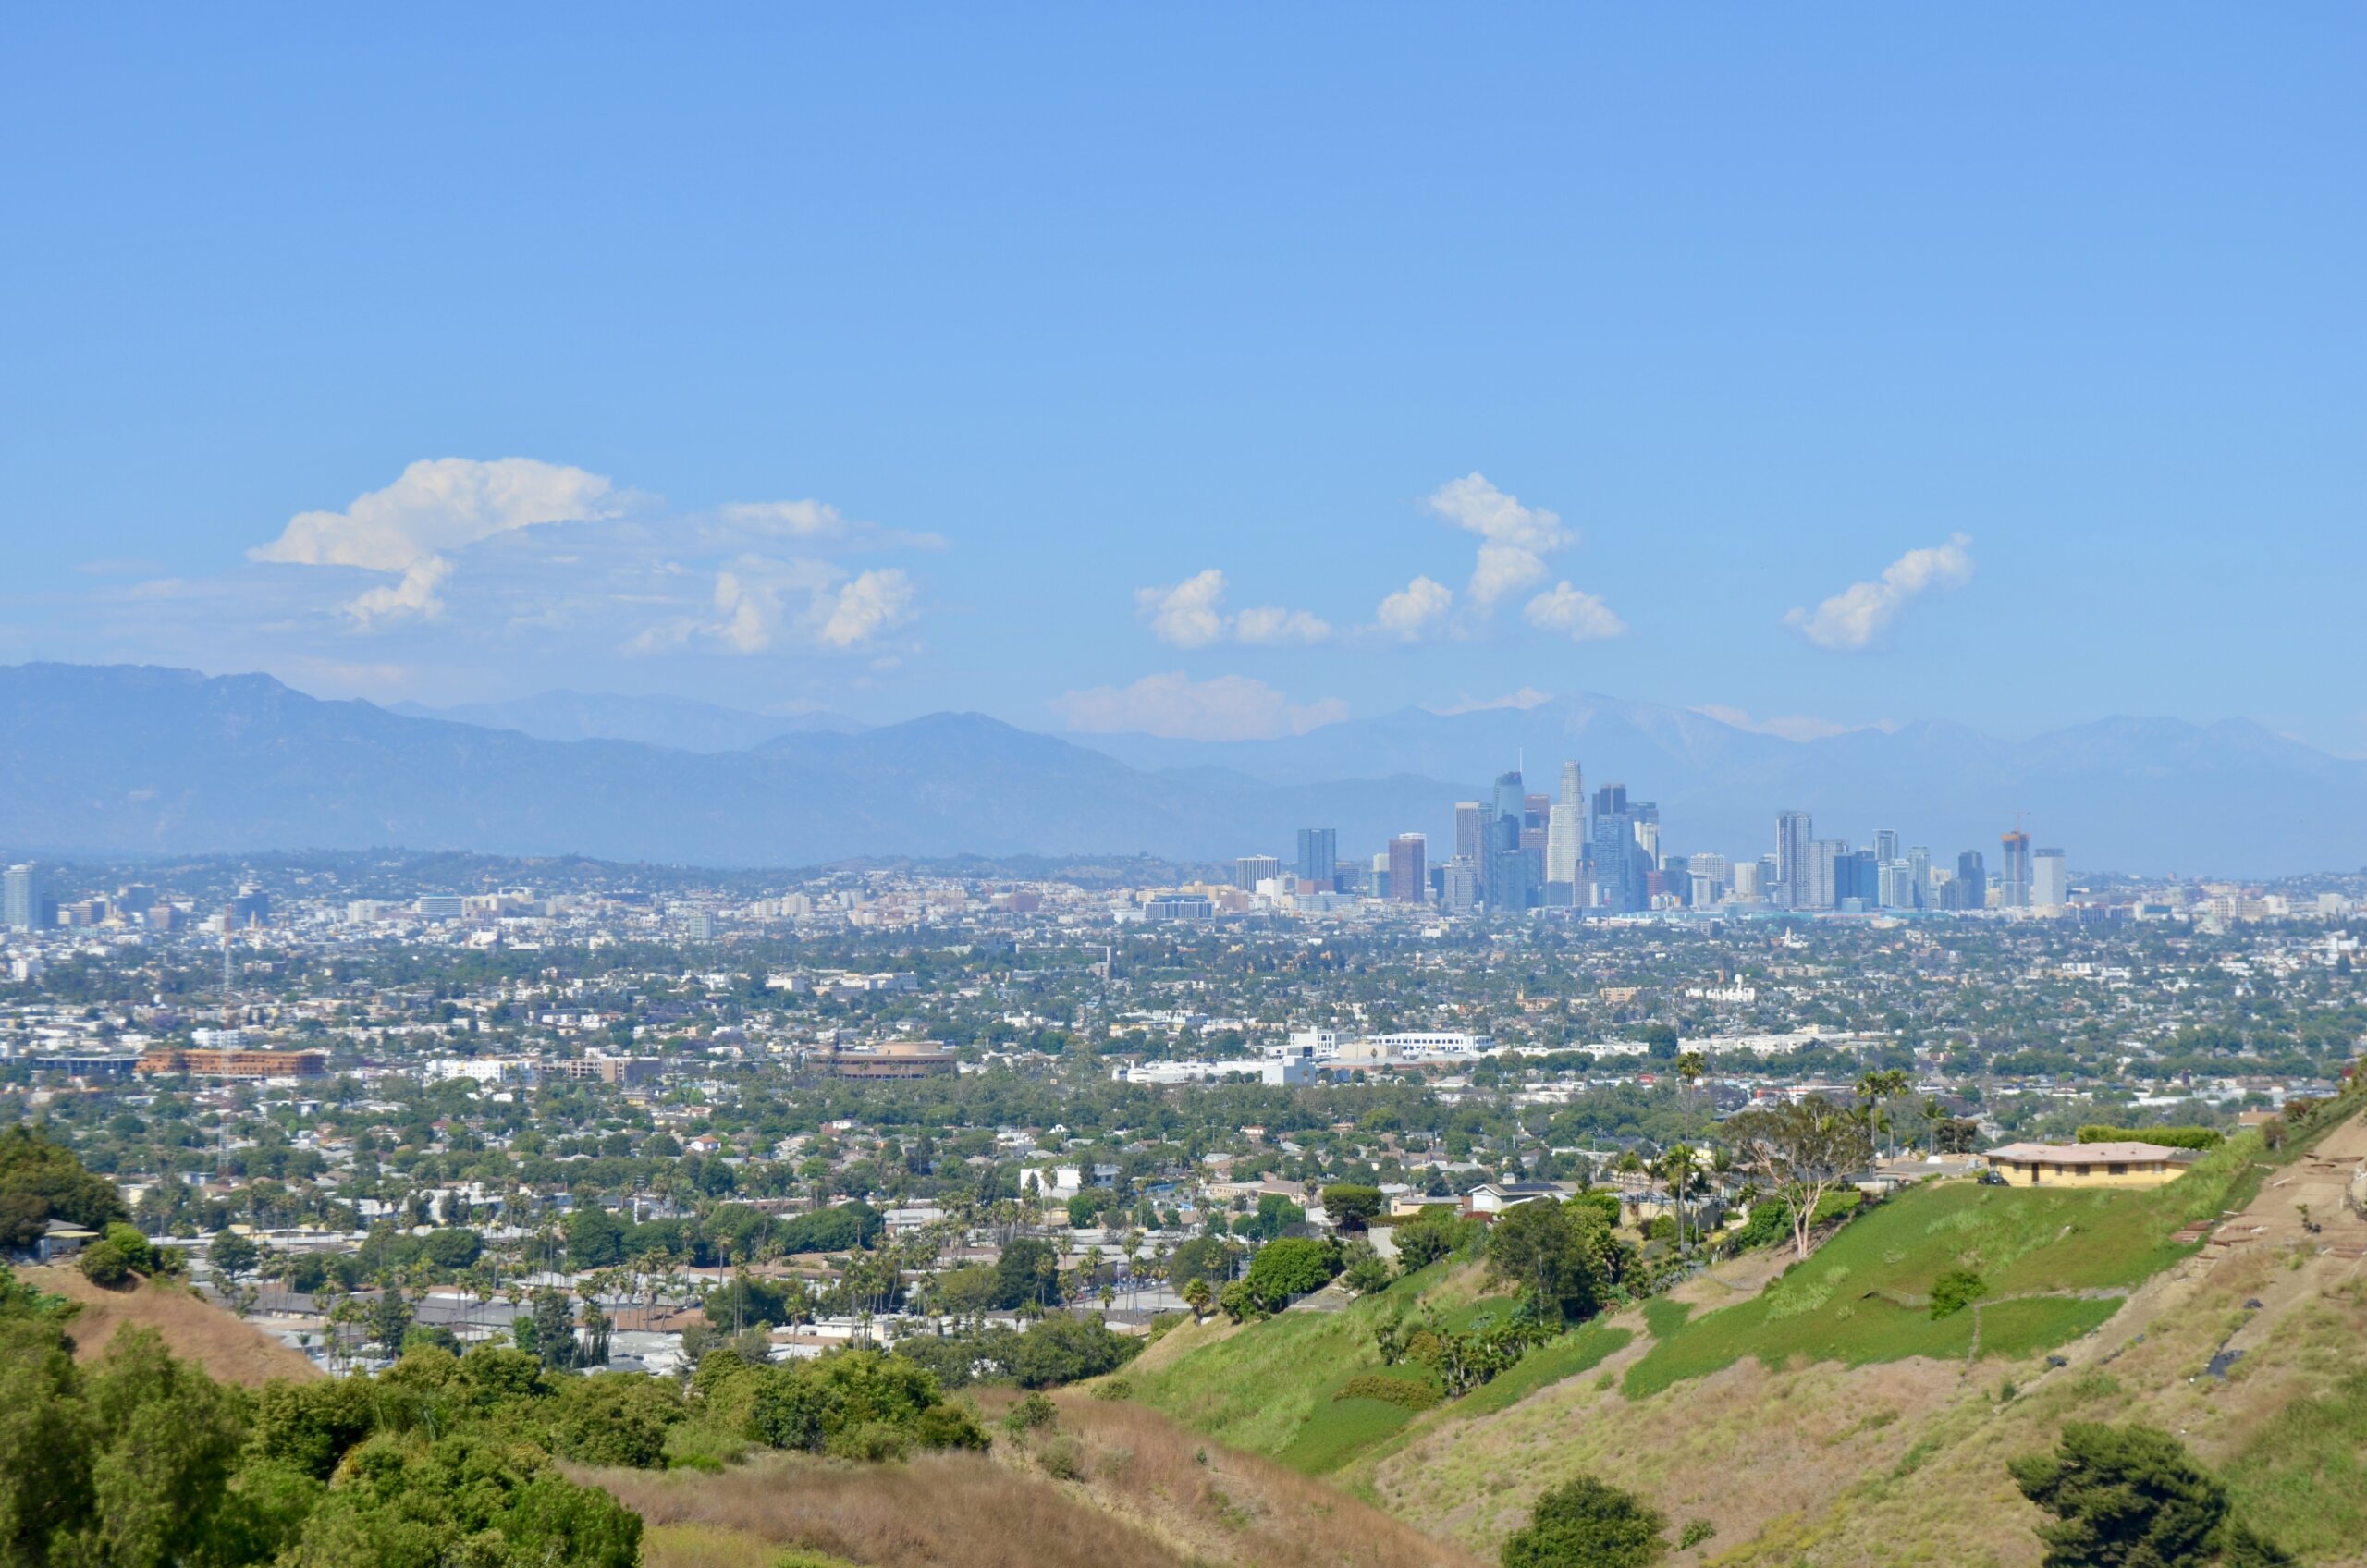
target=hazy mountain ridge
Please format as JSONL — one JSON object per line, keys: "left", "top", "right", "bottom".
{"left": 0, "top": 664, "right": 2358, "bottom": 874}
{"left": 390, "top": 690, "right": 864, "bottom": 752}
{"left": 0, "top": 664, "right": 1463, "bottom": 866}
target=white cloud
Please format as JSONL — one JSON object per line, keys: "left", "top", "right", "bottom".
{"left": 1429, "top": 687, "right": 1554, "bottom": 716}
{"left": 1692, "top": 704, "right": 1900, "bottom": 742}
{"left": 1424, "top": 472, "right": 1573, "bottom": 609}
{"left": 1524, "top": 582, "right": 1626, "bottom": 643}
{"left": 717, "top": 499, "right": 849, "bottom": 540}
{"left": 1052, "top": 672, "right": 1350, "bottom": 741}
{"left": 1784, "top": 533, "right": 1974, "bottom": 652}
{"left": 1372, "top": 575, "right": 1454, "bottom": 640}
{"left": 816, "top": 569, "right": 915, "bottom": 649}
{"left": 1136, "top": 570, "right": 1331, "bottom": 647}
{"left": 1137, "top": 570, "right": 1231, "bottom": 648}
{"left": 250, "top": 457, "right": 617, "bottom": 625}
{"left": 1233, "top": 605, "right": 1332, "bottom": 645}
{"left": 628, "top": 557, "right": 912, "bottom": 656}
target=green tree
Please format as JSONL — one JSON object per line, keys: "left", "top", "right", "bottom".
{"left": 79, "top": 1241, "right": 132, "bottom": 1289}
{"left": 1502, "top": 1474, "right": 1669, "bottom": 1568}
{"left": 212, "top": 1229, "right": 262, "bottom": 1281}
{"left": 1321, "top": 1183, "right": 1384, "bottom": 1233}
{"left": 1485, "top": 1199, "right": 1624, "bottom": 1323}
{"left": 2008, "top": 1422, "right": 2290, "bottom": 1568}
{"left": 371, "top": 1287, "right": 414, "bottom": 1359}
{"left": 565, "top": 1206, "right": 625, "bottom": 1270}
{"left": 1723, "top": 1099, "right": 1874, "bottom": 1261}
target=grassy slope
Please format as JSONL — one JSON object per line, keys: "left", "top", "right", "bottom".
{"left": 1620, "top": 1176, "right": 2192, "bottom": 1398}
{"left": 1142, "top": 1113, "right": 2367, "bottom": 1566}
{"left": 23, "top": 1265, "right": 322, "bottom": 1385}
{"left": 591, "top": 1386, "right": 1485, "bottom": 1568}
{"left": 1134, "top": 1257, "right": 1633, "bottom": 1483}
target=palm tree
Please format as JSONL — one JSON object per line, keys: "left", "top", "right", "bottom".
{"left": 1655, "top": 1144, "right": 1700, "bottom": 1255}
{"left": 1675, "top": 1051, "right": 1707, "bottom": 1131}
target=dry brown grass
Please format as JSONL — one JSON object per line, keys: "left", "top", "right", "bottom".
{"left": 592, "top": 1452, "right": 1192, "bottom": 1568}
{"left": 23, "top": 1265, "right": 321, "bottom": 1386}
{"left": 587, "top": 1390, "right": 1480, "bottom": 1568}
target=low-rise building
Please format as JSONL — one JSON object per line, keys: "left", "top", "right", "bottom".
{"left": 1981, "top": 1141, "right": 2200, "bottom": 1188}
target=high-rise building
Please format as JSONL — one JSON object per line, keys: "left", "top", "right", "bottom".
{"left": 1952, "top": 851, "right": 1988, "bottom": 910}
{"left": 1545, "top": 761, "right": 1584, "bottom": 891}
{"left": 1775, "top": 812, "right": 1814, "bottom": 907}
{"left": 1907, "top": 846, "right": 1932, "bottom": 910}
{"left": 1872, "top": 829, "right": 1900, "bottom": 867}
{"left": 1592, "top": 785, "right": 1640, "bottom": 913}
{"left": 1294, "top": 827, "right": 1337, "bottom": 888}
{"left": 1808, "top": 839, "right": 1846, "bottom": 910}
{"left": 1234, "top": 855, "right": 1282, "bottom": 891}
{"left": 2000, "top": 829, "right": 2032, "bottom": 907}
{"left": 1731, "top": 860, "right": 1763, "bottom": 900}
{"left": 1837, "top": 849, "right": 1879, "bottom": 908}
{"left": 1453, "top": 802, "right": 1490, "bottom": 867}
{"left": 3, "top": 864, "right": 40, "bottom": 932}
{"left": 1524, "top": 792, "right": 1551, "bottom": 833}
{"left": 1388, "top": 834, "right": 1429, "bottom": 905}
{"left": 2032, "top": 848, "right": 2068, "bottom": 908}
{"left": 1442, "top": 858, "right": 1482, "bottom": 915}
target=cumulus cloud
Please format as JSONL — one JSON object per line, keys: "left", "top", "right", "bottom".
{"left": 1372, "top": 575, "right": 1454, "bottom": 640}
{"left": 816, "top": 569, "right": 916, "bottom": 649}
{"left": 1052, "top": 672, "right": 1350, "bottom": 741}
{"left": 1784, "top": 533, "right": 1974, "bottom": 651}
{"left": 1424, "top": 472, "right": 1573, "bottom": 609}
{"left": 1136, "top": 570, "right": 1330, "bottom": 647}
{"left": 250, "top": 457, "right": 617, "bottom": 625}
{"left": 1524, "top": 582, "right": 1627, "bottom": 643}
{"left": 1692, "top": 704, "right": 1900, "bottom": 742}
{"left": 627, "top": 557, "right": 914, "bottom": 656}
{"left": 1233, "top": 606, "right": 1332, "bottom": 645}
{"left": 1137, "top": 570, "right": 1230, "bottom": 648}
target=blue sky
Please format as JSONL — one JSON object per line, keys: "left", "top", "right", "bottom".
{"left": 3, "top": 6, "right": 2361, "bottom": 750}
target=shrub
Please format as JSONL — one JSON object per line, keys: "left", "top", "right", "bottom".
{"left": 2075, "top": 1126, "right": 2224, "bottom": 1151}
{"left": 1008, "top": 1313, "right": 1140, "bottom": 1389}
{"left": 743, "top": 1348, "right": 972, "bottom": 1459}
{"left": 1037, "top": 1434, "right": 1085, "bottom": 1480}
{"left": 1241, "top": 1236, "right": 1343, "bottom": 1312}
{"left": 1003, "top": 1391, "right": 1058, "bottom": 1436}
{"left": 2009, "top": 1421, "right": 2290, "bottom": 1568}
{"left": 79, "top": 1240, "right": 131, "bottom": 1288}
{"left": 1930, "top": 1268, "right": 1988, "bottom": 1319}
{"left": 1502, "top": 1475, "right": 1669, "bottom": 1568}
{"left": 1090, "top": 1378, "right": 1133, "bottom": 1402}
{"left": 1679, "top": 1519, "right": 1717, "bottom": 1550}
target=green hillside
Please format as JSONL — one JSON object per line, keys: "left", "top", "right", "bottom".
{"left": 1133, "top": 1106, "right": 2367, "bottom": 1564}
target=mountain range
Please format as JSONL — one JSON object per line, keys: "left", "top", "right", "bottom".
{"left": 0, "top": 662, "right": 2358, "bottom": 875}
